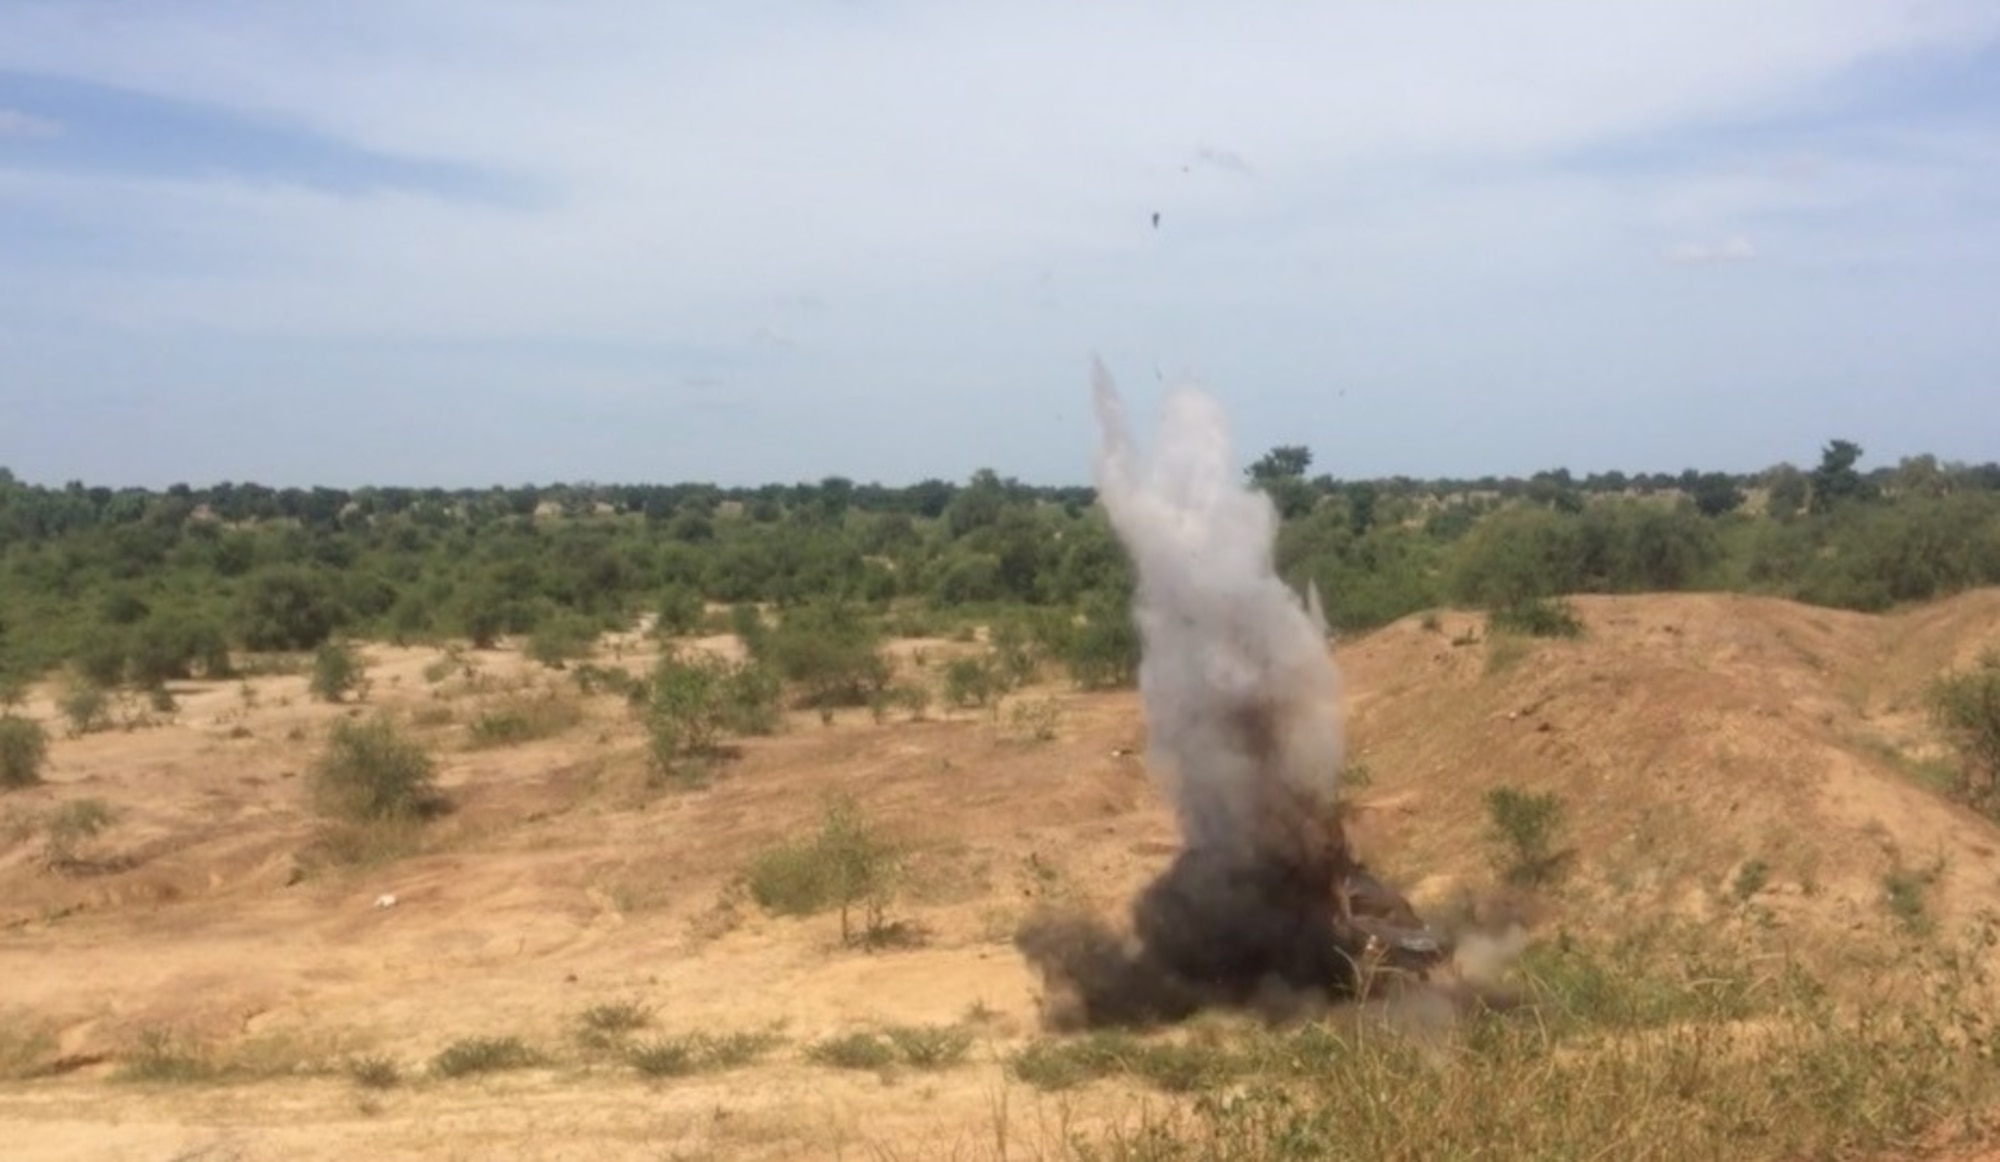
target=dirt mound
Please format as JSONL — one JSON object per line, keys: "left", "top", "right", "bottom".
{"left": 1, "top": 590, "right": 1997, "bottom": 1158}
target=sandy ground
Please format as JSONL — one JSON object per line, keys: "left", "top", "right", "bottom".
{"left": 3, "top": 590, "right": 2000, "bottom": 1159}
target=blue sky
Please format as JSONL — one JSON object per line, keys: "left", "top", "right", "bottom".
{"left": 1, "top": 1, "right": 1996, "bottom": 489}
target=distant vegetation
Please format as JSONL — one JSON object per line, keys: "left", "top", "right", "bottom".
{"left": 0, "top": 442, "right": 1995, "bottom": 699}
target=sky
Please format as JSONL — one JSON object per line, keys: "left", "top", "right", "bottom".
{"left": 1, "top": 1, "right": 1997, "bottom": 490}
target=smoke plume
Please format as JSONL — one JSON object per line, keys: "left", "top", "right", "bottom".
{"left": 1018, "top": 363, "right": 1411, "bottom": 1028}
{"left": 1089, "top": 360, "right": 1345, "bottom": 867}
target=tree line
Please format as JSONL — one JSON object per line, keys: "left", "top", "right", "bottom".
{"left": 1, "top": 441, "right": 1998, "bottom": 692}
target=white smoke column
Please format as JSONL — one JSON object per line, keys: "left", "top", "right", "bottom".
{"left": 1091, "top": 361, "right": 1344, "bottom": 868}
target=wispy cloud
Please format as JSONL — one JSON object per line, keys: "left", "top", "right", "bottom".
{"left": 1665, "top": 235, "right": 1758, "bottom": 265}
{"left": 0, "top": 107, "right": 59, "bottom": 138}
{"left": 0, "top": 1, "right": 1997, "bottom": 487}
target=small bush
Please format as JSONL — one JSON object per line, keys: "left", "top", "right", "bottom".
{"left": 886, "top": 1024, "right": 974, "bottom": 1069}
{"left": 625, "top": 1038, "right": 696, "bottom": 1077}
{"left": 571, "top": 663, "right": 642, "bottom": 699}
{"left": 745, "top": 795, "right": 902, "bottom": 946}
{"left": 1928, "top": 652, "right": 2000, "bottom": 816}
{"left": 988, "top": 618, "right": 1045, "bottom": 686}
{"left": 117, "top": 1028, "right": 216, "bottom": 1084}
{"left": 526, "top": 616, "right": 598, "bottom": 669}
{"left": 1489, "top": 597, "right": 1584, "bottom": 639}
{"left": 430, "top": 1036, "right": 540, "bottom": 1079}
{"left": 58, "top": 676, "right": 111, "bottom": 736}
{"left": 1005, "top": 696, "right": 1062, "bottom": 742}
{"left": 1882, "top": 863, "right": 1940, "bottom": 935}
{"left": 44, "top": 797, "right": 117, "bottom": 868}
{"left": 0, "top": 715, "right": 49, "bottom": 790}
{"left": 308, "top": 640, "right": 366, "bottom": 704}
{"left": 628, "top": 1031, "right": 782, "bottom": 1078}
{"left": 1732, "top": 859, "right": 1771, "bottom": 901}
{"left": 1486, "top": 786, "right": 1568, "bottom": 886}
{"left": 943, "top": 655, "right": 1008, "bottom": 710}
{"left": 574, "top": 1000, "right": 653, "bottom": 1053}
{"left": 466, "top": 689, "right": 585, "bottom": 748}
{"left": 757, "top": 602, "right": 890, "bottom": 710}
{"left": 579, "top": 1001, "right": 653, "bottom": 1037}
{"left": 806, "top": 1032, "right": 897, "bottom": 1071}
{"left": 1010, "top": 1032, "right": 1139, "bottom": 1091}
{"left": 311, "top": 715, "right": 443, "bottom": 824}
{"left": 644, "top": 648, "right": 730, "bottom": 771}
{"left": 655, "top": 586, "right": 705, "bottom": 637}
{"left": 348, "top": 1055, "right": 402, "bottom": 1089}
{"left": 1060, "top": 600, "right": 1141, "bottom": 690}
{"left": 0, "top": 1021, "right": 58, "bottom": 1081}
{"left": 644, "top": 649, "right": 781, "bottom": 778}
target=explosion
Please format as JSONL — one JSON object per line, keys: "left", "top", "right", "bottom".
{"left": 1015, "top": 363, "right": 1448, "bottom": 1028}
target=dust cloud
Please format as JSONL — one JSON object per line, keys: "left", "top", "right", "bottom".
{"left": 1016, "top": 362, "right": 1445, "bottom": 1028}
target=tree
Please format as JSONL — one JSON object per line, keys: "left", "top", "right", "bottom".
{"left": 1689, "top": 473, "right": 1745, "bottom": 518}
{"left": 237, "top": 567, "right": 343, "bottom": 652}
{"left": 1248, "top": 445, "right": 1312, "bottom": 483}
{"left": 1809, "top": 440, "right": 1869, "bottom": 514}
{"left": 1345, "top": 482, "right": 1379, "bottom": 536}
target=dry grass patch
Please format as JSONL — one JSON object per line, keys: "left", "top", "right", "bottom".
{"left": 465, "top": 687, "right": 586, "bottom": 748}
{"left": 1027, "top": 919, "right": 2000, "bottom": 1161}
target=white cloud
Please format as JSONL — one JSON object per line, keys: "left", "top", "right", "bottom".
{"left": 0, "top": 108, "right": 60, "bottom": 138}
{"left": 1666, "top": 235, "right": 1758, "bottom": 265}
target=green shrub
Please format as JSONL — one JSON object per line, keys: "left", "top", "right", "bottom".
{"left": 430, "top": 1036, "right": 539, "bottom": 1079}
{"left": 627, "top": 1031, "right": 782, "bottom": 1077}
{"left": 1882, "top": 863, "right": 1941, "bottom": 935}
{"left": 1489, "top": 596, "right": 1584, "bottom": 639}
{"left": 1731, "top": 859, "right": 1771, "bottom": 901}
{"left": 1060, "top": 598, "right": 1141, "bottom": 690}
{"left": 943, "top": 654, "right": 1007, "bottom": 710}
{"left": 348, "top": 1055, "right": 401, "bottom": 1089}
{"left": 1486, "top": 786, "right": 1568, "bottom": 886}
{"left": 310, "top": 715, "right": 443, "bottom": 823}
{"left": 885, "top": 1024, "right": 974, "bottom": 1069}
{"left": 526, "top": 616, "right": 597, "bottom": 668}
{"left": 1928, "top": 652, "right": 2000, "bottom": 816}
{"left": 806, "top": 1032, "right": 897, "bottom": 1071}
{"left": 44, "top": 797, "right": 117, "bottom": 867}
{"left": 0, "top": 714, "right": 48, "bottom": 789}
{"left": 644, "top": 648, "right": 730, "bottom": 772}
{"left": 116, "top": 1028, "right": 216, "bottom": 1084}
{"left": 578, "top": 1001, "right": 653, "bottom": 1038}
{"left": 728, "top": 603, "right": 768, "bottom": 653}
{"left": 237, "top": 567, "right": 343, "bottom": 652}
{"left": 129, "top": 616, "right": 232, "bottom": 685}
{"left": 73, "top": 627, "right": 129, "bottom": 689}
{"left": 308, "top": 640, "right": 366, "bottom": 703}
{"left": 655, "top": 586, "right": 705, "bottom": 637}
{"left": 1004, "top": 696, "right": 1062, "bottom": 742}
{"left": 466, "top": 689, "right": 584, "bottom": 748}
{"left": 987, "top": 618, "right": 1045, "bottom": 686}
{"left": 58, "top": 676, "right": 111, "bottom": 736}
{"left": 745, "top": 795, "right": 902, "bottom": 946}
{"left": 643, "top": 648, "right": 782, "bottom": 777}
{"left": 757, "top": 602, "right": 890, "bottom": 709}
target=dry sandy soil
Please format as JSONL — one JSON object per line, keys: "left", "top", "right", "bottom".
{"left": 3, "top": 590, "right": 2000, "bottom": 1160}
